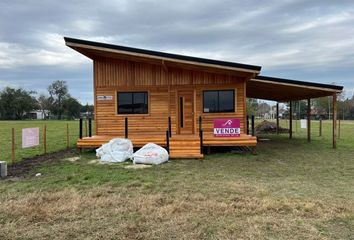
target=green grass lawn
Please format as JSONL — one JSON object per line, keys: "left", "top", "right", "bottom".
{"left": 0, "top": 120, "right": 93, "bottom": 163}
{"left": 0, "top": 120, "right": 353, "bottom": 239}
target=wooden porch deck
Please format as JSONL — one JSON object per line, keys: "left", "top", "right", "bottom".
{"left": 77, "top": 134, "right": 257, "bottom": 159}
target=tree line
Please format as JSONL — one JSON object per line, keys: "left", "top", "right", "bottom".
{"left": 247, "top": 91, "right": 354, "bottom": 120}
{"left": 0, "top": 80, "right": 93, "bottom": 120}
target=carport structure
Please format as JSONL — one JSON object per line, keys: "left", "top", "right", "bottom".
{"left": 246, "top": 75, "right": 344, "bottom": 148}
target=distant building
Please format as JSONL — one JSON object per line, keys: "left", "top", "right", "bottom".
{"left": 26, "top": 110, "right": 49, "bottom": 120}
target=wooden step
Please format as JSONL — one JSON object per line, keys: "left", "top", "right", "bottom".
{"left": 170, "top": 153, "right": 204, "bottom": 159}
{"left": 169, "top": 136, "right": 202, "bottom": 159}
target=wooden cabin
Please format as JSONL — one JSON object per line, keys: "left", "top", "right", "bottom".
{"left": 65, "top": 37, "right": 343, "bottom": 158}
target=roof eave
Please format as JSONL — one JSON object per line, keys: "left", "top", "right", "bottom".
{"left": 64, "top": 37, "right": 261, "bottom": 74}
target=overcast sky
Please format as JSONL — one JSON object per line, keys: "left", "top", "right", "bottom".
{"left": 0, "top": 0, "right": 353, "bottom": 104}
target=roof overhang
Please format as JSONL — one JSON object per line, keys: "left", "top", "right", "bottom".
{"left": 247, "top": 76, "right": 343, "bottom": 101}
{"left": 64, "top": 37, "right": 261, "bottom": 77}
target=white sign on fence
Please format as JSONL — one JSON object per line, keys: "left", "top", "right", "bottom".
{"left": 22, "top": 127, "right": 40, "bottom": 148}
{"left": 300, "top": 119, "right": 307, "bottom": 129}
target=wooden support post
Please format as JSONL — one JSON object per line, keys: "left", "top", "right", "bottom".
{"left": 251, "top": 115, "right": 255, "bottom": 136}
{"left": 289, "top": 101, "right": 293, "bottom": 139}
{"left": 276, "top": 103, "right": 279, "bottom": 135}
{"left": 246, "top": 115, "right": 249, "bottom": 135}
{"left": 319, "top": 118, "right": 322, "bottom": 137}
{"left": 43, "top": 124, "right": 47, "bottom": 154}
{"left": 333, "top": 94, "right": 337, "bottom": 149}
{"left": 11, "top": 128, "right": 15, "bottom": 164}
{"left": 66, "top": 123, "right": 70, "bottom": 149}
{"left": 307, "top": 99, "right": 311, "bottom": 142}
{"left": 338, "top": 119, "right": 341, "bottom": 139}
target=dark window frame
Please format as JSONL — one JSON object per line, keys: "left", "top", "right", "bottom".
{"left": 117, "top": 91, "right": 148, "bottom": 114}
{"left": 203, "top": 89, "right": 235, "bottom": 113}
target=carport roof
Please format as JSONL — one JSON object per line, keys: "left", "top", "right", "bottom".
{"left": 247, "top": 75, "right": 343, "bottom": 102}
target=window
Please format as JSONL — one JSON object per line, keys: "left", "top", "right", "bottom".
{"left": 203, "top": 90, "right": 235, "bottom": 113}
{"left": 117, "top": 92, "right": 148, "bottom": 114}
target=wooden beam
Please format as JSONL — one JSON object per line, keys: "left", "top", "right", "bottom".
{"left": 276, "top": 102, "right": 279, "bottom": 135}
{"left": 333, "top": 94, "right": 337, "bottom": 149}
{"left": 307, "top": 99, "right": 311, "bottom": 142}
{"left": 289, "top": 101, "right": 292, "bottom": 139}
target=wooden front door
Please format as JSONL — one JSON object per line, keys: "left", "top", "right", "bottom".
{"left": 177, "top": 90, "right": 194, "bottom": 134}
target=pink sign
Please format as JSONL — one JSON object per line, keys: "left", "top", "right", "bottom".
{"left": 213, "top": 119, "right": 240, "bottom": 137}
{"left": 22, "top": 127, "right": 40, "bottom": 148}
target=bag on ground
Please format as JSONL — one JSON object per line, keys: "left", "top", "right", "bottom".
{"left": 131, "top": 143, "right": 169, "bottom": 165}
{"left": 96, "top": 138, "right": 133, "bottom": 163}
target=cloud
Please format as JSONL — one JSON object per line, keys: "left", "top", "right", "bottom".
{"left": 0, "top": 0, "right": 353, "bottom": 104}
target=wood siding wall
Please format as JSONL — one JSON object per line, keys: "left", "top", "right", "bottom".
{"left": 94, "top": 57, "right": 247, "bottom": 136}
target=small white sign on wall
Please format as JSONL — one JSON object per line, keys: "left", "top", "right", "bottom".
{"left": 300, "top": 119, "right": 307, "bottom": 129}
{"left": 22, "top": 127, "right": 40, "bottom": 148}
{"left": 97, "top": 95, "right": 113, "bottom": 101}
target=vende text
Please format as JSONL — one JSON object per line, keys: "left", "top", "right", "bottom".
{"left": 214, "top": 128, "right": 240, "bottom": 134}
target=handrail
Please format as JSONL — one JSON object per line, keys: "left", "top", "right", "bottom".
{"left": 79, "top": 118, "right": 83, "bottom": 139}
{"left": 125, "top": 117, "right": 128, "bottom": 138}
{"left": 199, "top": 116, "right": 203, "bottom": 154}
{"left": 168, "top": 116, "right": 172, "bottom": 138}
{"left": 88, "top": 118, "right": 92, "bottom": 137}
{"left": 246, "top": 115, "right": 249, "bottom": 135}
{"left": 166, "top": 129, "right": 170, "bottom": 153}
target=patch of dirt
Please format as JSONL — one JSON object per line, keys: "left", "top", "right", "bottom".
{"left": 7, "top": 149, "right": 78, "bottom": 178}
{"left": 256, "top": 120, "right": 289, "bottom": 134}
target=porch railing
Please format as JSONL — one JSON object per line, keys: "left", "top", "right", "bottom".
{"left": 199, "top": 116, "right": 203, "bottom": 154}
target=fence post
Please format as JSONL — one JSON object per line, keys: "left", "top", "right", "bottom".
{"left": 88, "top": 118, "right": 92, "bottom": 137}
{"left": 246, "top": 115, "right": 249, "bottom": 135}
{"left": 251, "top": 115, "right": 255, "bottom": 136}
{"left": 319, "top": 118, "right": 322, "bottom": 137}
{"left": 43, "top": 124, "right": 47, "bottom": 154}
{"left": 166, "top": 130, "right": 170, "bottom": 154}
{"left": 11, "top": 128, "right": 15, "bottom": 164}
{"left": 125, "top": 117, "right": 128, "bottom": 138}
{"left": 79, "top": 118, "right": 83, "bottom": 139}
{"left": 66, "top": 123, "right": 70, "bottom": 149}
{"left": 168, "top": 116, "right": 172, "bottom": 138}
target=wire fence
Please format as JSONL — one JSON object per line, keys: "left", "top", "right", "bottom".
{"left": 0, "top": 120, "right": 95, "bottom": 164}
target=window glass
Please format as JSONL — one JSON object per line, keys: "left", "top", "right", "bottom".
{"left": 118, "top": 92, "right": 133, "bottom": 114}
{"left": 203, "top": 90, "right": 235, "bottom": 113}
{"left": 203, "top": 91, "right": 218, "bottom": 113}
{"left": 117, "top": 92, "right": 148, "bottom": 114}
{"left": 219, "top": 90, "right": 234, "bottom": 112}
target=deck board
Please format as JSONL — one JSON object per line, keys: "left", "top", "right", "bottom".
{"left": 77, "top": 134, "right": 257, "bottom": 151}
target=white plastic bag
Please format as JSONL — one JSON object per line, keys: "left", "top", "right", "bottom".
{"left": 131, "top": 143, "right": 169, "bottom": 165}
{"left": 96, "top": 138, "right": 133, "bottom": 163}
